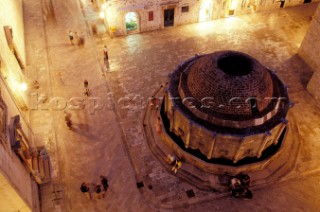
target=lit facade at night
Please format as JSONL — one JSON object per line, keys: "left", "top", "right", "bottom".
{"left": 96, "top": 0, "right": 320, "bottom": 36}
{"left": 0, "top": 0, "right": 49, "bottom": 211}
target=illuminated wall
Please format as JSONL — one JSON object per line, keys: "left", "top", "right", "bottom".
{"left": 0, "top": 0, "right": 28, "bottom": 108}
{"left": 0, "top": 172, "right": 32, "bottom": 212}
{"left": 101, "top": 0, "right": 320, "bottom": 36}
{"left": 299, "top": 4, "right": 320, "bottom": 101}
{"left": 0, "top": 0, "right": 40, "bottom": 211}
{"left": 0, "top": 0, "right": 26, "bottom": 64}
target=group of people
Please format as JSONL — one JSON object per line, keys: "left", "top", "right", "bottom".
{"left": 166, "top": 154, "right": 182, "bottom": 174}
{"left": 68, "top": 30, "right": 109, "bottom": 71}
{"left": 230, "top": 174, "right": 253, "bottom": 199}
{"left": 68, "top": 30, "right": 85, "bottom": 46}
{"left": 80, "top": 176, "right": 109, "bottom": 200}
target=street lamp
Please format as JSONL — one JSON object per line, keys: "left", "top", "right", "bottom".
{"left": 19, "top": 82, "right": 27, "bottom": 91}
{"left": 99, "top": 11, "right": 105, "bottom": 19}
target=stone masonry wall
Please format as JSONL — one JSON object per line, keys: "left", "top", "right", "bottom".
{"left": 0, "top": 0, "right": 26, "bottom": 65}
{"left": 0, "top": 144, "right": 33, "bottom": 211}
{"left": 0, "top": 0, "right": 28, "bottom": 107}
{"left": 299, "top": 4, "right": 320, "bottom": 101}
{"left": 165, "top": 92, "right": 285, "bottom": 162}
{"left": 0, "top": 71, "right": 37, "bottom": 212}
{"left": 0, "top": 0, "right": 37, "bottom": 210}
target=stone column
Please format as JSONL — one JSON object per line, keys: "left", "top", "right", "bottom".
{"left": 273, "top": 123, "right": 286, "bottom": 146}
{"left": 185, "top": 121, "right": 192, "bottom": 148}
{"left": 257, "top": 133, "right": 271, "bottom": 158}
{"left": 233, "top": 137, "right": 245, "bottom": 163}
{"left": 207, "top": 133, "right": 216, "bottom": 160}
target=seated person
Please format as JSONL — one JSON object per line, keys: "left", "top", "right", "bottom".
{"left": 172, "top": 159, "right": 182, "bottom": 174}
{"left": 230, "top": 177, "right": 243, "bottom": 198}
{"left": 238, "top": 173, "right": 251, "bottom": 187}
{"left": 242, "top": 187, "right": 253, "bottom": 199}
{"left": 166, "top": 154, "right": 176, "bottom": 165}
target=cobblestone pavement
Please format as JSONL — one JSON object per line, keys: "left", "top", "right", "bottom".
{"left": 24, "top": 0, "right": 320, "bottom": 211}
{"left": 24, "top": 0, "right": 149, "bottom": 211}
{"left": 92, "top": 2, "right": 320, "bottom": 211}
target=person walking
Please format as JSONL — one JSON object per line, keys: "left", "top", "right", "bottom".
{"left": 68, "top": 30, "right": 74, "bottom": 45}
{"left": 75, "top": 32, "right": 85, "bottom": 47}
{"left": 84, "top": 80, "right": 88, "bottom": 88}
{"left": 100, "top": 176, "right": 108, "bottom": 198}
{"left": 64, "top": 111, "right": 73, "bottom": 130}
{"left": 103, "top": 45, "right": 108, "bottom": 60}
{"left": 100, "top": 176, "right": 108, "bottom": 190}
{"left": 103, "top": 45, "right": 109, "bottom": 70}
{"left": 84, "top": 80, "right": 90, "bottom": 96}
{"left": 94, "top": 184, "right": 103, "bottom": 199}
{"left": 80, "top": 182, "right": 91, "bottom": 199}
{"left": 66, "top": 119, "right": 73, "bottom": 130}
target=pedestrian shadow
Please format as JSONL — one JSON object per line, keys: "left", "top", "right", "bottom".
{"left": 104, "top": 58, "right": 110, "bottom": 71}
{"left": 72, "top": 123, "right": 99, "bottom": 140}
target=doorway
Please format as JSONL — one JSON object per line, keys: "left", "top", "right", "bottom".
{"left": 164, "top": 9, "right": 174, "bottom": 27}
{"left": 125, "top": 12, "right": 139, "bottom": 33}
{"left": 280, "top": 0, "right": 285, "bottom": 8}
{"left": 199, "top": 0, "right": 213, "bottom": 22}
{"left": 304, "top": 0, "right": 312, "bottom": 3}
{"left": 250, "top": 97, "right": 258, "bottom": 115}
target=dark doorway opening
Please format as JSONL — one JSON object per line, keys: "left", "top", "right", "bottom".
{"left": 304, "top": 0, "right": 312, "bottom": 3}
{"left": 164, "top": 9, "right": 174, "bottom": 27}
{"left": 250, "top": 98, "right": 258, "bottom": 115}
{"left": 280, "top": 0, "right": 285, "bottom": 8}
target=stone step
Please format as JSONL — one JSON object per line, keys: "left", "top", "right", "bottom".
{"left": 147, "top": 124, "right": 228, "bottom": 191}
{"left": 249, "top": 120, "right": 300, "bottom": 189}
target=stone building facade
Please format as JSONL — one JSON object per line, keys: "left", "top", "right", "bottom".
{"left": 0, "top": 0, "right": 49, "bottom": 211}
{"left": 299, "top": 4, "right": 320, "bottom": 102}
{"left": 162, "top": 51, "right": 290, "bottom": 166}
{"left": 97, "top": 0, "right": 320, "bottom": 36}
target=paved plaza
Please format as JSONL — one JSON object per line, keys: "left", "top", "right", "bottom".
{"left": 23, "top": 0, "right": 320, "bottom": 211}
